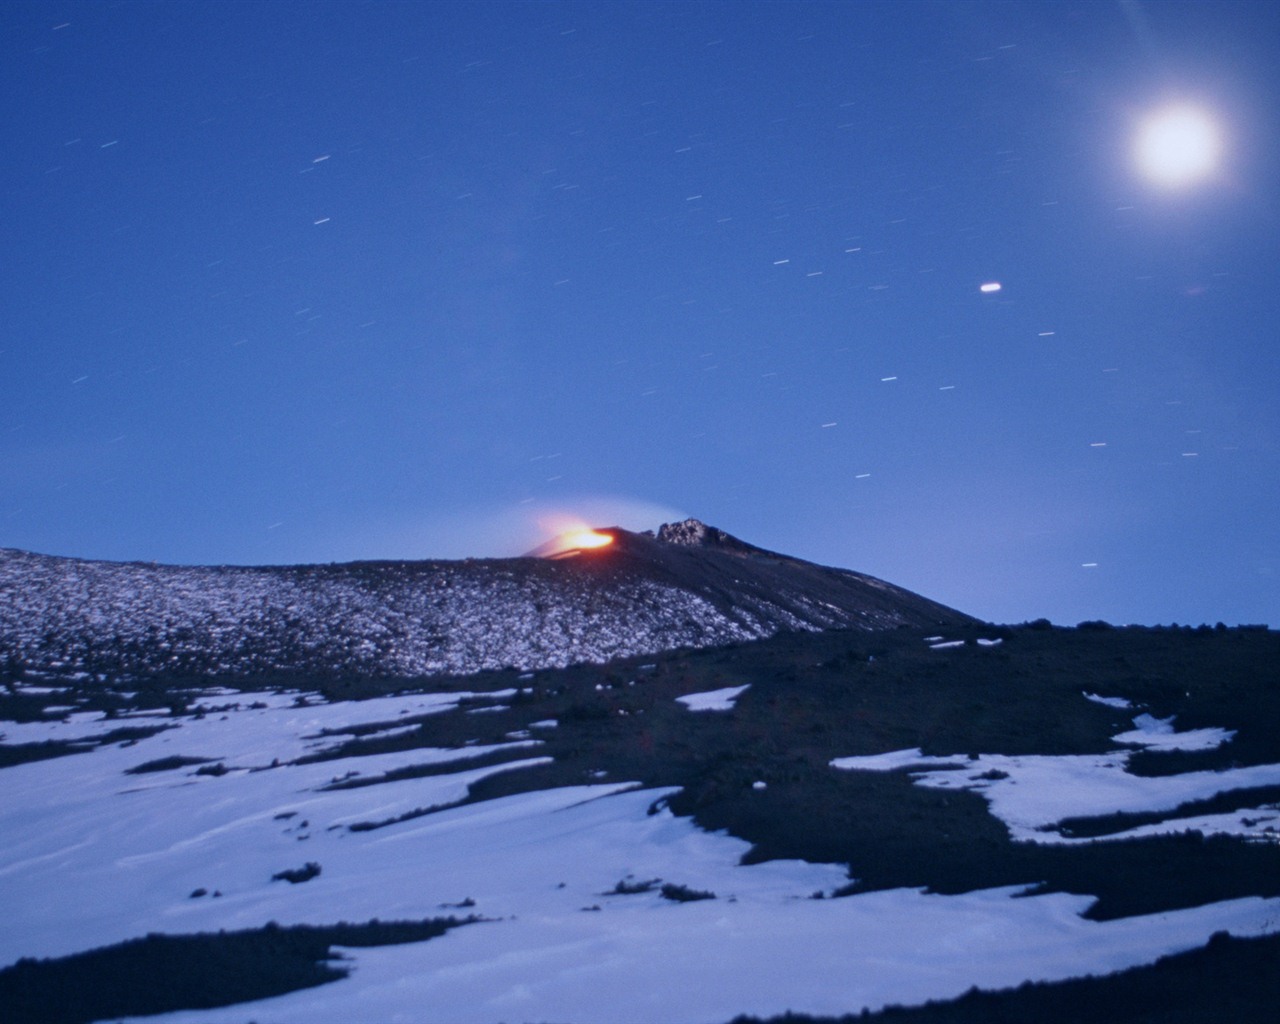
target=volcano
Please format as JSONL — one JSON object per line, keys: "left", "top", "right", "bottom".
{"left": 0, "top": 519, "right": 970, "bottom": 682}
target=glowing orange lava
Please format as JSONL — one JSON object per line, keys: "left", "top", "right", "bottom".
{"left": 526, "top": 517, "right": 618, "bottom": 558}
{"left": 560, "top": 529, "right": 613, "bottom": 551}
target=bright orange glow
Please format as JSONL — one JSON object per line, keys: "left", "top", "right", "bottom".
{"left": 562, "top": 529, "right": 613, "bottom": 550}
{"left": 528, "top": 520, "right": 616, "bottom": 558}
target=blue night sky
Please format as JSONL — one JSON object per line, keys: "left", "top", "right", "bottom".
{"left": 3, "top": 0, "right": 1277, "bottom": 627}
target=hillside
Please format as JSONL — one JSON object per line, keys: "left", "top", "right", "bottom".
{"left": 0, "top": 520, "right": 969, "bottom": 682}
{"left": 2, "top": 616, "right": 1278, "bottom": 1023}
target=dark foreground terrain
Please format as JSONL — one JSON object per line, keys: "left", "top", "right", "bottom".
{"left": 738, "top": 928, "right": 1280, "bottom": 1024}
{"left": 2, "top": 620, "right": 1277, "bottom": 1022}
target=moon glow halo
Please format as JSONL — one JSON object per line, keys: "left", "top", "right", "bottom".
{"left": 1134, "top": 106, "right": 1221, "bottom": 188}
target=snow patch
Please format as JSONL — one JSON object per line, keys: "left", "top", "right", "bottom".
{"left": 1112, "top": 713, "right": 1235, "bottom": 752}
{"left": 676, "top": 684, "right": 750, "bottom": 712}
{"left": 832, "top": 720, "right": 1277, "bottom": 846}
{"left": 1084, "top": 692, "right": 1133, "bottom": 710}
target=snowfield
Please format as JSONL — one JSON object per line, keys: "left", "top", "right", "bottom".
{"left": 2, "top": 685, "right": 1279, "bottom": 1023}
{"left": 832, "top": 700, "right": 1280, "bottom": 846}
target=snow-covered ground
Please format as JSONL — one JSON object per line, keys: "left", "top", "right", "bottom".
{"left": 0, "top": 547, "right": 765, "bottom": 679}
{"left": 675, "top": 684, "right": 750, "bottom": 711}
{"left": 832, "top": 699, "right": 1280, "bottom": 845}
{"left": 3, "top": 687, "right": 1280, "bottom": 1023}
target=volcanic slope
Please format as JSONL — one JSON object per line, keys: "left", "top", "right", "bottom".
{"left": 0, "top": 519, "right": 970, "bottom": 682}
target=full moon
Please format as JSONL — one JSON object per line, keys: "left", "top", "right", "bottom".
{"left": 1134, "top": 106, "right": 1221, "bottom": 187}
